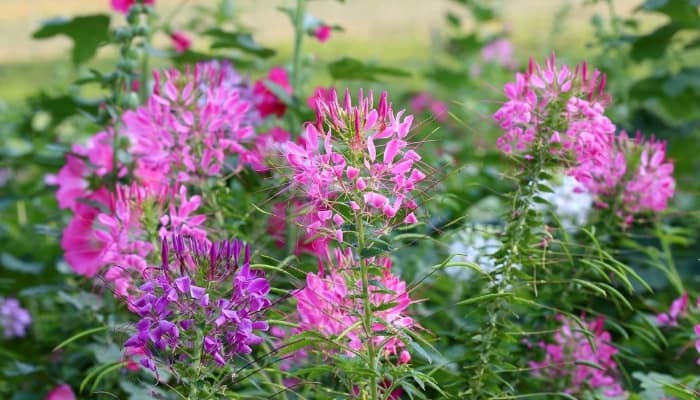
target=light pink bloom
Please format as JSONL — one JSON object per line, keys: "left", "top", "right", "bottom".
{"left": 111, "top": 0, "right": 154, "bottom": 14}
{"left": 314, "top": 25, "right": 332, "bottom": 43}
{"left": 170, "top": 31, "right": 191, "bottom": 53}
{"left": 295, "top": 251, "right": 414, "bottom": 360}
{"left": 529, "top": 315, "right": 626, "bottom": 398}
{"left": 481, "top": 38, "right": 517, "bottom": 70}
{"left": 45, "top": 384, "right": 76, "bottom": 400}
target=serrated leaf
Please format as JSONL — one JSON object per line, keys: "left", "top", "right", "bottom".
{"left": 32, "top": 15, "right": 110, "bottom": 65}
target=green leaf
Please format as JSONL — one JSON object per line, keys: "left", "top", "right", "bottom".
{"left": 171, "top": 50, "right": 253, "bottom": 69}
{"left": 630, "top": 24, "right": 679, "bottom": 61}
{"left": 32, "top": 15, "right": 111, "bottom": 65}
{"left": 640, "top": 0, "right": 699, "bottom": 28}
{"left": 328, "top": 57, "right": 410, "bottom": 82}
{"left": 1, "top": 252, "right": 43, "bottom": 274}
{"left": 204, "top": 29, "right": 275, "bottom": 58}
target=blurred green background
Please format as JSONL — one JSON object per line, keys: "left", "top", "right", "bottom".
{"left": 0, "top": 0, "right": 648, "bottom": 104}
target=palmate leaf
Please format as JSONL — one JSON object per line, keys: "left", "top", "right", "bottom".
{"left": 32, "top": 15, "right": 111, "bottom": 65}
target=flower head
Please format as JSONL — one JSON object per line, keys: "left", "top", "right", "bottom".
{"left": 294, "top": 251, "right": 414, "bottom": 360}
{"left": 125, "top": 236, "right": 270, "bottom": 373}
{"left": 45, "top": 384, "right": 76, "bottom": 400}
{"left": 529, "top": 315, "right": 626, "bottom": 398}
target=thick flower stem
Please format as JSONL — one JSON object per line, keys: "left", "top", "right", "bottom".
{"left": 355, "top": 213, "right": 378, "bottom": 400}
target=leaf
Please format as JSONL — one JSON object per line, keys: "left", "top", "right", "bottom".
{"left": 1, "top": 252, "right": 43, "bottom": 274}
{"left": 446, "top": 33, "right": 481, "bottom": 56}
{"left": 630, "top": 23, "right": 679, "bottom": 61}
{"left": 32, "top": 15, "right": 111, "bottom": 65}
{"left": 640, "top": 0, "right": 700, "bottom": 28}
{"left": 204, "top": 29, "right": 275, "bottom": 58}
{"left": 328, "top": 57, "right": 410, "bottom": 82}
{"left": 171, "top": 50, "right": 253, "bottom": 69}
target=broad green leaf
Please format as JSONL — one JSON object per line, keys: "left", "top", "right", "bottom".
{"left": 32, "top": 15, "right": 110, "bottom": 65}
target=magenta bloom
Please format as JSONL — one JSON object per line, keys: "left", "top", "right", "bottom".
{"left": 295, "top": 250, "right": 414, "bottom": 361}
{"left": 122, "top": 61, "right": 256, "bottom": 186}
{"left": 45, "top": 384, "right": 76, "bottom": 400}
{"left": 0, "top": 298, "right": 32, "bottom": 338}
{"left": 60, "top": 187, "right": 112, "bottom": 277}
{"left": 169, "top": 31, "right": 191, "bottom": 53}
{"left": 253, "top": 67, "right": 292, "bottom": 118}
{"left": 657, "top": 292, "right": 689, "bottom": 327}
{"left": 125, "top": 236, "right": 270, "bottom": 373}
{"left": 529, "top": 315, "right": 626, "bottom": 398}
{"left": 314, "top": 25, "right": 332, "bottom": 42}
{"left": 286, "top": 89, "right": 424, "bottom": 249}
{"left": 409, "top": 92, "right": 448, "bottom": 122}
{"left": 111, "top": 0, "right": 154, "bottom": 14}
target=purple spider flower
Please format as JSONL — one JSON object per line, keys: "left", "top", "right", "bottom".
{"left": 124, "top": 235, "right": 270, "bottom": 374}
{"left": 0, "top": 297, "right": 32, "bottom": 338}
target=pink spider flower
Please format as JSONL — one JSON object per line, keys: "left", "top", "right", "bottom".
{"left": 294, "top": 250, "right": 415, "bottom": 361}
{"left": 529, "top": 315, "right": 626, "bottom": 398}
{"left": 286, "top": 89, "right": 424, "bottom": 245}
{"left": 122, "top": 62, "right": 256, "bottom": 187}
{"left": 46, "top": 130, "right": 122, "bottom": 211}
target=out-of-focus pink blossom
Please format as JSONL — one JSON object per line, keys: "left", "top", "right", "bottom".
{"left": 529, "top": 315, "right": 626, "bottom": 398}
{"left": 45, "top": 384, "right": 76, "bottom": 400}
{"left": 481, "top": 38, "right": 517, "bottom": 70}
{"left": 111, "top": 0, "right": 154, "bottom": 14}
{"left": 253, "top": 67, "right": 292, "bottom": 118}
{"left": 409, "top": 92, "right": 448, "bottom": 122}
{"left": 170, "top": 31, "right": 191, "bottom": 53}
{"left": 314, "top": 25, "right": 332, "bottom": 42}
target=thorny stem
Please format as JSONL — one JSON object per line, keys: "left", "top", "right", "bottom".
{"left": 356, "top": 213, "right": 378, "bottom": 400}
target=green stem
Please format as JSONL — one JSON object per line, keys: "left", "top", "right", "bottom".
{"left": 355, "top": 213, "right": 378, "bottom": 400}
{"left": 291, "top": 0, "right": 306, "bottom": 98}
{"left": 188, "top": 329, "right": 204, "bottom": 399}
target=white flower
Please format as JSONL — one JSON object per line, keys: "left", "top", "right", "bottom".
{"left": 447, "top": 224, "right": 502, "bottom": 280}
{"left": 538, "top": 175, "right": 593, "bottom": 232}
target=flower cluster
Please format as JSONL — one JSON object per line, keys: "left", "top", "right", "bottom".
{"left": 294, "top": 249, "right": 413, "bottom": 363}
{"left": 0, "top": 297, "right": 32, "bottom": 338}
{"left": 285, "top": 89, "right": 425, "bottom": 256}
{"left": 494, "top": 54, "right": 675, "bottom": 222}
{"left": 529, "top": 315, "right": 626, "bottom": 398}
{"left": 124, "top": 236, "right": 270, "bottom": 373}
{"left": 111, "top": 0, "right": 154, "bottom": 14}
{"left": 50, "top": 61, "right": 289, "bottom": 296}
